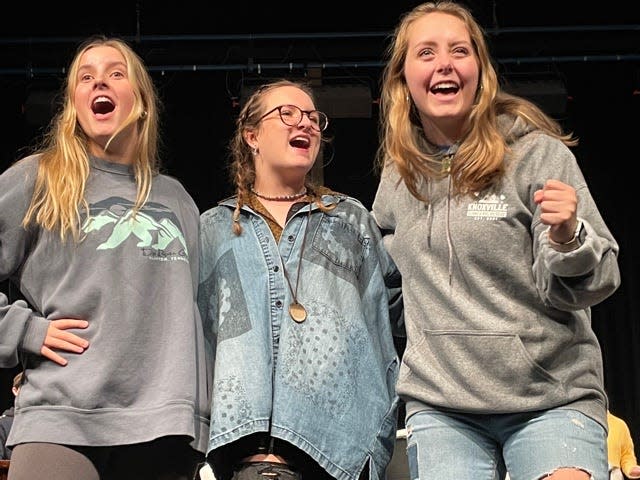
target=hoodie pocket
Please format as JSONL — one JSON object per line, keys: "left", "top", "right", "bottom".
{"left": 400, "top": 329, "right": 564, "bottom": 412}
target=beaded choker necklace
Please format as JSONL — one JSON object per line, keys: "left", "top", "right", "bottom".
{"left": 251, "top": 187, "right": 307, "bottom": 202}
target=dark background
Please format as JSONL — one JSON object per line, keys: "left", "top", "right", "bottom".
{"left": 1, "top": 0, "right": 639, "bottom": 451}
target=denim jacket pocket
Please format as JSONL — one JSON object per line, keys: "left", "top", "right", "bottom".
{"left": 311, "top": 215, "right": 366, "bottom": 275}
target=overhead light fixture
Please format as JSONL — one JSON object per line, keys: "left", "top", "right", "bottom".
{"left": 240, "top": 78, "right": 372, "bottom": 119}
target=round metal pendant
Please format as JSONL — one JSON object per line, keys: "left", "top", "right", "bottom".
{"left": 289, "top": 302, "right": 307, "bottom": 323}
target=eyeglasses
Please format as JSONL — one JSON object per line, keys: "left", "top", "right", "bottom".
{"left": 258, "top": 104, "right": 329, "bottom": 132}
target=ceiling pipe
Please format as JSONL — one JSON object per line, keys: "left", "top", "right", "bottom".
{"left": 1, "top": 25, "right": 637, "bottom": 76}
{"left": 2, "top": 54, "right": 639, "bottom": 77}
{"left": 0, "top": 24, "right": 637, "bottom": 45}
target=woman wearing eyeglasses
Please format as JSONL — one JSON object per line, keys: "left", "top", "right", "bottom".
{"left": 197, "top": 79, "right": 401, "bottom": 480}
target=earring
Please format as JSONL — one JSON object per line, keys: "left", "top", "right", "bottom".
{"left": 140, "top": 110, "right": 148, "bottom": 119}
{"left": 251, "top": 146, "right": 259, "bottom": 155}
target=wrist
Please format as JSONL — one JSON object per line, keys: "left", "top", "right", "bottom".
{"left": 548, "top": 220, "right": 583, "bottom": 252}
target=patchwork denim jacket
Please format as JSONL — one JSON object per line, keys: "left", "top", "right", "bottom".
{"left": 198, "top": 193, "right": 401, "bottom": 480}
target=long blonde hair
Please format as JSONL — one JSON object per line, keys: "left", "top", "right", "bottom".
{"left": 22, "top": 35, "right": 160, "bottom": 241}
{"left": 228, "top": 79, "right": 332, "bottom": 235}
{"left": 376, "top": 1, "right": 576, "bottom": 201}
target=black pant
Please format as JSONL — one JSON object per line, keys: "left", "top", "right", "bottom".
{"left": 9, "top": 436, "right": 203, "bottom": 480}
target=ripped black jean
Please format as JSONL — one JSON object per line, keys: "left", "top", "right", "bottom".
{"left": 231, "top": 461, "right": 301, "bottom": 480}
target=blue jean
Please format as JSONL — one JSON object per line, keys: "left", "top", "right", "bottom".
{"left": 405, "top": 408, "right": 608, "bottom": 480}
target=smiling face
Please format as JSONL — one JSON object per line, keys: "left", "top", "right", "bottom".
{"left": 403, "top": 11, "right": 480, "bottom": 144}
{"left": 73, "top": 45, "right": 138, "bottom": 161}
{"left": 245, "top": 85, "right": 322, "bottom": 189}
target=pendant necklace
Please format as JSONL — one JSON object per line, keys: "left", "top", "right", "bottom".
{"left": 282, "top": 205, "right": 312, "bottom": 323}
{"left": 426, "top": 140, "right": 458, "bottom": 175}
{"left": 439, "top": 143, "right": 458, "bottom": 174}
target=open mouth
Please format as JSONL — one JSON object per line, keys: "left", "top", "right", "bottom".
{"left": 92, "top": 96, "right": 115, "bottom": 114}
{"left": 290, "top": 136, "right": 310, "bottom": 149}
{"left": 431, "top": 82, "right": 459, "bottom": 94}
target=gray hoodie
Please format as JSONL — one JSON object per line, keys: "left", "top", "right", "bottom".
{"left": 372, "top": 114, "right": 620, "bottom": 430}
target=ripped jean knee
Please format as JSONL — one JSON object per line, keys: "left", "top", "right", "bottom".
{"left": 502, "top": 409, "right": 607, "bottom": 480}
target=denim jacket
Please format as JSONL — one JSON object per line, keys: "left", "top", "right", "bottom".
{"left": 198, "top": 193, "right": 400, "bottom": 480}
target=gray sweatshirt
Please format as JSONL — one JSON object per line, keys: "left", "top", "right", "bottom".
{"left": 372, "top": 114, "right": 620, "bottom": 430}
{"left": 0, "top": 155, "right": 210, "bottom": 451}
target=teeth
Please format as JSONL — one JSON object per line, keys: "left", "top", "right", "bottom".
{"left": 93, "top": 96, "right": 113, "bottom": 105}
{"left": 433, "top": 82, "right": 457, "bottom": 90}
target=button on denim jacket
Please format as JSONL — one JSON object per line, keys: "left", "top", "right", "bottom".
{"left": 198, "top": 193, "right": 401, "bottom": 480}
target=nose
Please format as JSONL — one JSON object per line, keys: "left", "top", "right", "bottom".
{"left": 437, "top": 58, "right": 453, "bottom": 74}
{"left": 298, "top": 112, "right": 314, "bottom": 130}
{"left": 93, "top": 75, "right": 108, "bottom": 88}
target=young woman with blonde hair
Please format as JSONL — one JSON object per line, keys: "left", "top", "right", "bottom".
{"left": 373, "top": 2, "right": 621, "bottom": 479}
{"left": 0, "top": 35, "right": 210, "bottom": 480}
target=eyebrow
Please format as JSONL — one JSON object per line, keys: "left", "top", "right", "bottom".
{"left": 78, "top": 60, "right": 127, "bottom": 71}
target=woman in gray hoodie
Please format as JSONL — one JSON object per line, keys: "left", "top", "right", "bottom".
{"left": 372, "top": 2, "right": 620, "bottom": 480}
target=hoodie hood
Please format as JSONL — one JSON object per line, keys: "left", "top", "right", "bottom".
{"left": 498, "top": 113, "right": 538, "bottom": 147}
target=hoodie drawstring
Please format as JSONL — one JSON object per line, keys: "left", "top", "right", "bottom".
{"left": 446, "top": 174, "right": 454, "bottom": 286}
{"left": 425, "top": 144, "right": 458, "bottom": 286}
